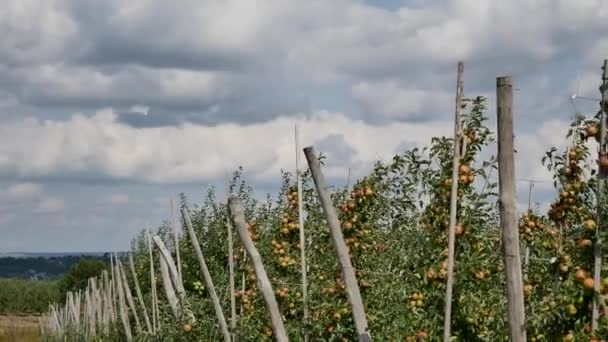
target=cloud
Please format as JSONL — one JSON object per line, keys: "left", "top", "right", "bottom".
{"left": 1, "top": 0, "right": 607, "bottom": 252}
{"left": 0, "top": 108, "right": 452, "bottom": 184}
{"left": 35, "top": 197, "right": 65, "bottom": 214}
{"left": 4, "top": 182, "right": 42, "bottom": 200}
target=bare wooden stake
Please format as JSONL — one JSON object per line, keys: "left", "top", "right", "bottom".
{"left": 114, "top": 254, "right": 133, "bottom": 341}
{"left": 117, "top": 258, "right": 142, "bottom": 332}
{"left": 496, "top": 75, "right": 527, "bottom": 342}
{"left": 228, "top": 196, "right": 289, "bottom": 342}
{"left": 295, "top": 124, "right": 310, "bottom": 341}
{"left": 443, "top": 60, "right": 464, "bottom": 342}
{"left": 225, "top": 177, "right": 237, "bottom": 339}
{"left": 524, "top": 181, "right": 534, "bottom": 281}
{"left": 146, "top": 229, "right": 159, "bottom": 333}
{"left": 171, "top": 198, "right": 183, "bottom": 285}
{"left": 304, "top": 146, "right": 371, "bottom": 342}
{"left": 182, "top": 207, "right": 232, "bottom": 342}
{"left": 592, "top": 58, "right": 608, "bottom": 331}
{"left": 159, "top": 253, "right": 179, "bottom": 319}
{"left": 129, "top": 253, "right": 152, "bottom": 333}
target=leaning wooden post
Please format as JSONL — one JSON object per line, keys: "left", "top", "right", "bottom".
{"left": 159, "top": 253, "right": 180, "bottom": 319}
{"left": 117, "top": 258, "right": 142, "bottom": 332}
{"left": 128, "top": 253, "right": 152, "bottom": 333}
{"left": 496, "top": 75, "right": 527, "bottom": 341}
{"left": 228, "top": 196, "right": 289, "bottom": 342}
{"left": 153, "top": 235, "right": 196, "bottom": 323}
{"left": 443, "top": 60, "right": 464, "bottom": 342}
{"left": 181, "top": 207, "right": 232, "bottom": 342}
{"left": 303, "top": 146, "right": 371, "bottom": 342}
{"left": 295, "top": 124, "right": 309, "bottom": 341}
{"left": 114, "top": 254, "right": 133, "bottom": 341}
{"left": 592, "top": 58, "right": 608, "bottom": 331}
{"left": 171, "top": 198, "right": 183, "bottom": 285}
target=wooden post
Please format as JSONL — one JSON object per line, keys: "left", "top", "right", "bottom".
{"left": 228, "top": 197, "right": 289, "bottom": 342}
{"left": 295, "top": 124, "right": 309, "bottom": 341}
{"left": 592, "top": 58, "right": 608, "bottom": 331}
{"left": 171, "top": 198, "right": 183, "bottom": 285}
{"left": 181, "top": 207, "right": 232, "bottom": 342}
{"left": 117, "top": 258, "right": 142, "bottom": 332}
{"left": 443, "top": 60, "right": 463, "bottom": 342}
{"left": 153, "top": 236, "right": 186, "bottom": 298}
{"left": 146, "top": 229, "right": 159, "bottom": 333}
{"left": 159, "top": 253, "right": 179, "bottom": 318}
{"left": 225, "top": 177, "right": 237, "bottom": 339}
{"left": 524, "top": 181, "right": 534, "bottom": 281}
{"left": 496, "top": 75, "right": 527, "bottom": 341}
{"left": 128, "top": 253, "right": 152, "bottom": 333}
{"left": 114, "top": 254, "right": 133, "bottom": 341}
{"left": 303, "top": 146, "right": 371, "bottom": 342}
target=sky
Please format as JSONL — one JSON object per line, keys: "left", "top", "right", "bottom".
{"left": 1, "top": 0, "right": 607, "bottom": 253}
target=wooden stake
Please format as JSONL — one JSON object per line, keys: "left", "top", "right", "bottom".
{"left": 592, "top": 58, "right": 608, "bottom": 331}
{"left": 303, "top": 146, "right": 371, "bottom": 342}
{"left": 129, "top": 253, "right": 152, "bottom": 333}
{"left": 228, "top": 196, "right": 289, "bottom": 342}
{"left": 146, "top": 229, "right": 159, "bottom": 333}
{"left": 443, "top": 60, "right": 463, "bottom": 342}
{"left": 181, "top": 207, "right": 232, "bottom": 342}
{"left": 114, "top": 254, "right": 133, "bottom": 341}
{"left": 153, "top": 236, "right": 186, "bottom": 298}
{"left": 496, "top": 75, "right": 527, "bottom": 341}
{"left": 225, "top": 177, "right": 237, "bottom": 340}
{"left": 295, "top": 124, "right": 309, "bottom": 341}
{"left": 171, "top": 198, "right": 183, "bottom": 285}
{"left": 159, "top": 253, "right": 179, "bottom": 318}
{"left": 117, "top": 258, "right": 142, "bottom": 332}
{"left": 524, "top": 181, "right": 534, "bottom": 281}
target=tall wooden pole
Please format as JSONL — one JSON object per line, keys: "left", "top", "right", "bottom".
{"left": 128, "top": 253, "right": 152, "bottom": 333}
{"left": 496, "top": 75, "right": 527, "bottom": 341}
{"left": 181, "top": 208, "right": 232, "bottom": 342}
{"left": 443, "top": 61, "right": 463, "bottom": 342}
{"left": 228, "top": 197, "right": 289, "bottom": 342}
{"left": 171, "top": 198, "right": 183, "bottom": 285}
{"left": 225, "top": 178, "right": 237, "bottom": 340}
{"left": 592, "top": 59, "right": 608, "bottom": 331}
{"left": 304, "top": 146, "right": 371, "bottom": 342}
{"left": 295, "top": 124, "right": 309, "bottom": 341}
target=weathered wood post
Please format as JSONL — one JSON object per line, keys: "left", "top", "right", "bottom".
{"left": 228, "top": 196, "right": 289, "bottom": 342}
{"left": 128, "top": 253, "right": 152, "bottom": 333}
{"left": 224, "top": 177, "right": 237, "bottom": 339}
{"left": 295, "top": 124, "right": 309, "bottom": 341}
{"left": 303, "top": 146, "right": 371, "bottom": 342}
{"left": 592, "top": 58, "right": 608, "bottom": 331}
{"left": 181, "top": 207, "right": 232, "bottom": 342}
{"left": 443, "top": 60, "right": 464, "bottom": 342}
{"left": 496, "top": 75, "right": 527, "bottom": 341}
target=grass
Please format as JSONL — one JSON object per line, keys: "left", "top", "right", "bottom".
{"left": 0, "top": 315, "right": 41, "bottom": 342}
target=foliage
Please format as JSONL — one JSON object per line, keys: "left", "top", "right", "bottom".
{"left": 57, "top": 259, "right": 108, "bottom": 301}
{"left": 47, "top": 95, "right": 608, "bottom": 341}
{"left": 0, "top": 278, "right": 60, "bottom": 314}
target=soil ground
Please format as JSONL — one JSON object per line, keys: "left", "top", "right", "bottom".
{"left": 0, "top": 315, "right": 41, "bottom": 342}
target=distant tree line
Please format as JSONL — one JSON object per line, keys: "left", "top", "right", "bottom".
{"left": 0, "top": 257, "right": 110, "bottom": 314}
{"left": 0, "top": 254, "right": 111, "bottom": 279}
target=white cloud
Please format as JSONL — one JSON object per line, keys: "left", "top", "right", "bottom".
{"left": 0, "top": 109, "right": 453, "bottom": 183}
{"left": 35, "top": 197, "right": 65, "bottom": 214}
{"left": 352, "top": 81, "right": 453, "bottom": 119}
{"left": 108, "top": 194, "right": 129, "bottom": 205}
{"left": 4, "top": 182, "right": 43, "bottom": 200}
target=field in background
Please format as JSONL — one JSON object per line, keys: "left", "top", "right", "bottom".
{"left": 0, "top": 315, "right": 40, "bottom": 342}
